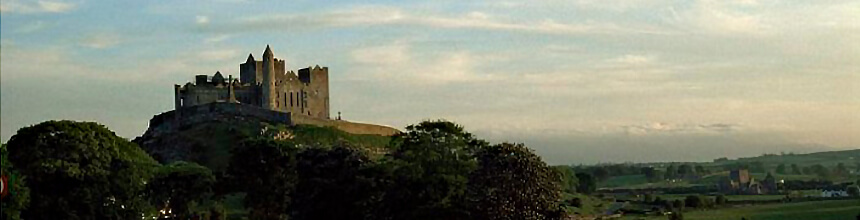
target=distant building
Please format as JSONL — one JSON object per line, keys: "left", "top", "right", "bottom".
{"left": 719, "top": 169, "right": 773, "bottom": 195}
{"left": 821, "top": 190, "right": 848, "bottom": 198}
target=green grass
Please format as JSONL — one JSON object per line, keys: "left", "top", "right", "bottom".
{"left": 601, "top": 175, "right": 651, "bottom": 188}
{"left": 633, "top": 200, "right": 860, "bottom": 220}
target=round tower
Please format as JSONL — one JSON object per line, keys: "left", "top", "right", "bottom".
{"left": 262, "top": 45, "right": 276, "bottom": 110}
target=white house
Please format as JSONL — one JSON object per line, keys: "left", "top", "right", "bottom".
{"left": 821, "top": 190, "right": 848, "bottom": 198}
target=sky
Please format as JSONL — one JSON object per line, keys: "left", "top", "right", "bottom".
{"left": 1, "top": 0, "right": 858, "bottom": 164}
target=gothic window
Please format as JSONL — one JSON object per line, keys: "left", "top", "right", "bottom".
{"left": 290, "top": 92, "right": 294, "bottom": 107}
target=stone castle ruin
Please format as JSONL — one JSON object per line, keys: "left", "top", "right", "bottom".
{"left": 147, "top": 46, "right": 398, "bottom": 136}
{"left": 175, "top": 45, "right": 329, "bottom": 118}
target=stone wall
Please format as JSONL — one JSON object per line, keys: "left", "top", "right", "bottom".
{"left": 292, "top": 114, "right": 400, "bottom": 136}
{"left": 149, "top": 102, "right": 398, "bottom": 136}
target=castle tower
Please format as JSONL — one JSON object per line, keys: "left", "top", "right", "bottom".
{"left": 261, "top": 45, "right": 276, "bottom": 110}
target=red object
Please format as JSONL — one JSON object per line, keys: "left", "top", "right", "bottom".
{"left": 0, "top": 175, "right": 8, "bottom": 198}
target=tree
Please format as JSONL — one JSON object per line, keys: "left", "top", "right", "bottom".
{"left": 1, "top": 144, "right": 30, "bottom": 220}
{"left": 678, "top": 164, "right": 695, "bottom": 178}
{"left": 291, "top": 144, "right": 385, "bottom": 220}
{"left": 715, "top": 194, "right": 727, "bottom": 206}
{"left": 6, "top": 120, "right": 159, "bottom": 220}
{"left": 575, "top": 173, "right": 597, "bottom": 194}
{"left": 226, "top": 138, "right": 298, "bottom": 220}
{"left": 694, "top": 165, "right": 708, "bottom": 176}
{"left": 665, "top": 164, "right": 678, "bottom": 180}
{"left": 592, "top": 167, "right": 611, "bottom": 181}
{"left": 791, "top": 164, "right": 802, "bottom": 175}
{"left": 811, "top": 164, "right": 831, "bottom": 179}
{"left": 643, "top": 194, "right": 655, "bottom": 203}
{"left": 847, "top": 185, "right": 860, "bottom": 198}
{"left": 466, "top": 143, "right": 563, "bottom": 220}
{"left": 552, "top": 165, "right": 578, "bottom": 194}
{"left": 684, "top": 195, "right": 705, "bottom": 209}
{"left": 147, "top": 162, "right": 217, "bottom": 219}
{"left": 380, "top": 120, "right": 486, "bottom": 220}
{"left": 673, "top": 200, "right": 685, "bottom": 212}
{"left": 669, "top": 212, "right": 684, "bottom": 220}
{"left": 776, "top": 164, "right": 787, "bottom": 174}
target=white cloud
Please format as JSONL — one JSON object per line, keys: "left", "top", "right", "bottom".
{"left": 196, "top": 15, "right": 210, "bottom": 25}
{"left": 222, "top": 6, "right": 673, "bottom": 36}
{"left": 198, "top": 49, "right": 237, "bottom": 61}
{"left": 348, "top": 41, "right": 500, "bottom": 85}
{"left": 204, "top": 34, "right": 231, "bottom": 44}
{"left": 0, "top": 0, "right": 76, "bottom": 13}
{"left": 79, "top": 34, "right": 122, "bottom": 49}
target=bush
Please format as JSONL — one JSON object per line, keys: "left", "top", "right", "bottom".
{"left": 684, "top": 195, "right": 705, "bottom": 209}
{"left": 715, "top": 194, "right": 727, "bottom": 205}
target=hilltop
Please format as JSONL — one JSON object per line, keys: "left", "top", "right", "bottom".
{"left": 133, "top": 116, "right": 391, "bottom": 172}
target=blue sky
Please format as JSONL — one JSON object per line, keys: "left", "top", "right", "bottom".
{"left": 2, "top": 0, "right": 858, "bottom": 164}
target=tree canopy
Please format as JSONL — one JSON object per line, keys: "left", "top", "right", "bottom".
{"left": 6, "top": 120, "right": 159, "bottom": 220}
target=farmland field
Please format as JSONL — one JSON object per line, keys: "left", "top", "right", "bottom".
{"left": 629, "top": 200, "right": 860, "bottom": 220}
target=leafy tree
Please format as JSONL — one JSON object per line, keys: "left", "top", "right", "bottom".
{"left": 776, "top": 164, "right": 787, "bottom": 174}
{"left": 791, "top": 164, "right": 802, "bottom": 175}
{"left": 6, "top": 120, "right": 159, "bottom": 220}
{"left": 380, "top": 120, "right": 486, "bottom": 220}
{"left": 1, "top": 144, "right": 31, "bottom": 220}
{"left": 225, "top": 138, "right": 298, "bottom": 220}
{"left": 466, "top": 143, "right": 563, "bottom": 220}
{"left": 291, "top": 144, "right": 385, "bottom": 220}
{"left": 575, "top": 173, "right": 597, "bottom": 194}
{"left": 147, "top": 162, "right": 217, "bottom": 219}
{"left": 552, "top": 165, "right": 578, "bottom": 194}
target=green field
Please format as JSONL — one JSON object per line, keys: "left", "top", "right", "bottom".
{"left": 629, "top": 200, "right": 860, "bottom": 220}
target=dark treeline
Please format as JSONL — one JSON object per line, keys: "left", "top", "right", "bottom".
{"left": 1, "top": 120, "right": 567, "bottom": 220}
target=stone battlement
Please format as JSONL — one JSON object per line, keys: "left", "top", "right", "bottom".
{"left": 148, "top": 102, "right": 399, "bottom": 136}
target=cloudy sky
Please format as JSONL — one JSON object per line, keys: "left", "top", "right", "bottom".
{"left": 1, "top": 0, "right": 858, "bottom": 164}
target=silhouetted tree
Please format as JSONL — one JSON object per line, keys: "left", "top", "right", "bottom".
{"left": 291, "top": 144, "right": 385, "bottom": 220}
{"left": 380, "top": 120, "right": 486, "bottom": 220}
{"left": 6, "top": 120, "right": 159, "bottom": 220}
{"left": 147, "top": 162, "right": 217, "bottom": 219}
{"left": 226, "top": 138, "right": 298, "bottom": 220}
{"left": 466, "top": 143, "right": 563, "bottom": 220}
{"left": 576, "top": 173, "right": 597, "bottom": 194}
{"left": 847, "top": 185, "right": 860, "bottom": 198}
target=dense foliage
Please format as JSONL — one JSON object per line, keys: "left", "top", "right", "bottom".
{"left": 6, "top": 121, "right": 159, "bottom": 220}
{"left": 2, "top": 120, "right": 571, "bottom": 219}
{"left": 225, "top": 138, "right": 298, "bottom": 220}
{"left": 291, "top": 144, "right": 384, "bottom": 220}
{"left": 467, "top": 143, "right": 564, "bottom": 220}
{"left": 147, "top": 161, "right": 218, "bottom": 219}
